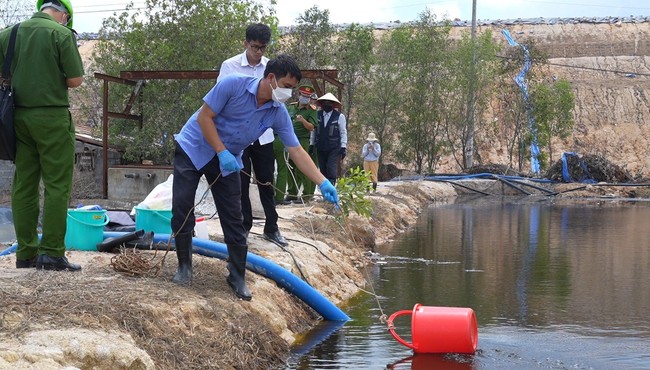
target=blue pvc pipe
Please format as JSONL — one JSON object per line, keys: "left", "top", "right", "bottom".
{"left": 1, "top": 233, "right": 350, "bottom": 322}
{"left": 103, "top": 232, "right": 350, "bottom": 322}
{"left": 421, "top": 173, "right": 555, "bottom": 183}
{"left": 0, "top": 243, "right": 17, "bottom": 256}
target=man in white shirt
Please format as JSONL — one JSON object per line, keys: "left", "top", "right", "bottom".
{"left": 217, "top": 23, "right": 288, "bottom": 247}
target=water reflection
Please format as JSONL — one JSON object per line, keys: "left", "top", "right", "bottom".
{"left": 386, "top": 354, "right": 475, "bottom": 370}
{"left": 287, "top": 197, "right": 650, "bottom": 369}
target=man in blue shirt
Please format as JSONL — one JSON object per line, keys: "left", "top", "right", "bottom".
{"left": 171, "top": 54, "right": 339, "bottom": 301}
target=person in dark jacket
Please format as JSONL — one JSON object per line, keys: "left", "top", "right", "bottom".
{"left": 309, "top": 93, "right": 347, "bottom": 185}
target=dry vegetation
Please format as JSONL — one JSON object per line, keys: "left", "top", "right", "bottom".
{"left": 545, "top": 154, "right": 634, "bottom": 183}
{"left": 1, "top": 181, "right": 455, "bottom": 369}
{"left": 0, "top": 251, "right": 299, "bottom": 369}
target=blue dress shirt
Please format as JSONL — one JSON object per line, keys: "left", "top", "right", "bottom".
{"left": 175, "top": 74, "right": 299, "bottom": 176}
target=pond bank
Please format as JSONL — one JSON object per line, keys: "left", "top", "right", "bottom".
{"left": 0, "top": 181, "right": 455, "bottom": 369}
{"left": 0, "top": 179, "right": 643, "bottom": 369}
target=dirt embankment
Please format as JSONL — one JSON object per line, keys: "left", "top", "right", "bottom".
{"left": 74, "top": 21, "right": 650, "bottom": 180}
{"left": 0, "top": 181, "right": 457, "bottom": 369}
{"left": 442, "top": 21, "right": 650, "bottom": 177}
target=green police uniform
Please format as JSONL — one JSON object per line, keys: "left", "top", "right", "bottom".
{"left": 273, "top": 133, "right": 290, "bottom": 203}
{"left": 285, "top": 103, "right": 318, "bottom": 201}
{"left": 0, "top": 12, "right": 84, "bottom": 259}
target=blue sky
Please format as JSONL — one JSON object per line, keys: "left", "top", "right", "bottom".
{"left": 73, "top": 0, "right": 650, "bottom": 33}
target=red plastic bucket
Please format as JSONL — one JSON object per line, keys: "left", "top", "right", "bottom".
{"left": 387, "top": 303, "right": 478, "bottom": 354}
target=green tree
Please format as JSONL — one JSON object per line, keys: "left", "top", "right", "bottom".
{"left": 491, "top": 79, "right": 528, "bottom": 172}
{"left": 335, "top": 166, "right": 373, "bottom": 220}
{"left": 532, "top": 78, "right": 575, "bottom": 163}
{"left": 278, "top": 6, "right": 334, "bottom": 69}
{"left": 334, "top": 23, "right": 374, "bottom": 124}
{"left": 392, "top": 10, "right": 451, "bottom": 174}
{"left": 86, "top": 0, "right": 276, "bottom": 164}
{"left": 353, "top": 31, "right": 401, "bottom": 168}
{"left": 444, "top": 30, "right": 500, "bottom": 170}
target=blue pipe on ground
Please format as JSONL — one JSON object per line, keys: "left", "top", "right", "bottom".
{"left": 103, "top": 232, "right": 350, "bottom": 322}
{"left": 0, "top": 243, "right": 16, "bottom": 256}
{"left": 394, "top": 173, "right": 557, "bottom": 184}
{"left": 422, "top": 173, "right": 555, "bottom": 183}
{"left": 1, "top": 233, "right": 350, "bottom": 321}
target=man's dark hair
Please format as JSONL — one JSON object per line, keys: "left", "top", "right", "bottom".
{"left": 264, "top": 54, "right": 302, "bottom": 81}
{"left": 245, "top": 23, "right": 271, "bottom": 44}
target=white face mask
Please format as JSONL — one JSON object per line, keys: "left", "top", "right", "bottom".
{"left": 270, "top": 76, "right": 292, "bottom": 103}
{"left": 298, "top": 96, "right": 310, "bottom": 105}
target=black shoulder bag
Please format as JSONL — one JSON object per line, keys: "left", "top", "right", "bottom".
{"left": 0, "top": 23, "right": 20, "bottom": 162}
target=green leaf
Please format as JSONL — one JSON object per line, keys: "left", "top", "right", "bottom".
{"left": 335, "top": 167, "right": 374, "bottom": 220}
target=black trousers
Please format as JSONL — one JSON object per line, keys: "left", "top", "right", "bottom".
{"left": 171, "top": 143, "right": 246, "bottom": 247}
{"left": 317, "top": 147, "right": 340, "bottom": 185}
{"left": 240, "top": 140, "right": 278, "bottom": 233}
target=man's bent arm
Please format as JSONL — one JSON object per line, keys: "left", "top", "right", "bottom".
{"left": 197, "top": 103, "right": 227, "bottom": 153}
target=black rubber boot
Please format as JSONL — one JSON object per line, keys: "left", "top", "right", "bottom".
{"left": 372, "top": 182, "right": 377, "bottom": 192}
{"left": 226, "top": 244, "right": 252, "bottom": 301}
{"left": 172, "top": 232, "right": 193, "bottom": 285}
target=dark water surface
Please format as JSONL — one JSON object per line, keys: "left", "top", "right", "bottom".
{"left": 286, "top": 196, "right": 650, "bottom": 369}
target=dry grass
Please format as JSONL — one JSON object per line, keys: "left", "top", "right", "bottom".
{"left": 0, "top": 180, "right": 454, "bottom": 369}
{"left": 0, "top": 252, "right": 292, "bottom": 369}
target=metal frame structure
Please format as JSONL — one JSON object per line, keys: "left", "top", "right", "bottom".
{"left": 93, "top": 69, "right": 343, "bottom": 198}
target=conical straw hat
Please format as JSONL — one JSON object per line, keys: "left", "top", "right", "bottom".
{"left": 317, "top": 93, "right": 341, "bottom": 106}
